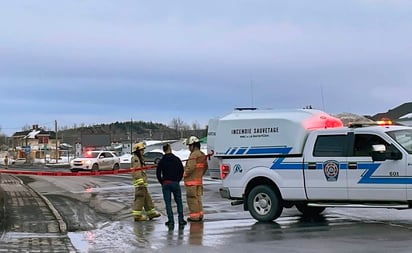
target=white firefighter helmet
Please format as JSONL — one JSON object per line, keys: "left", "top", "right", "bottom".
{"left": 132, "top": 142, "right": 145, "bottom": 152}
{"left": 186, "top": 136, "right": 200, "bottom": 145}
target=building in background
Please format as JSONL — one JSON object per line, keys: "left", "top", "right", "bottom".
{"left": 11, "top": 125, "right": 60, "bottom": 163}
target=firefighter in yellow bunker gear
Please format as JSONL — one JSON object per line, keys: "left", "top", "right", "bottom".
{"left": 131, "top": 142, "right": 161, "bottom": 221}
{"left": 184, "top": 136, "right": 208, "bottom": 222}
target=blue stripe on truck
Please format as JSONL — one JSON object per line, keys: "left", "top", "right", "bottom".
{"left": 271, "top": 157, "right": 412, "bottom": 184}
{"left": 246, "top": 147, "right": 292, "bottom": 155}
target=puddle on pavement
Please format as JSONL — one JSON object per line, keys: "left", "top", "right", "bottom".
{"left": 67, "top": 218, "right": 273, "bottom": 252}
{"left": 68, "top": 220, "right": 189, "bottom": 252}
{"left": 68, "top": 221, "right": 138, "bottom": 253}
{"left": 68, "top": 232, "right": 90, "bottom": 253}
{"left": 67, "top": 219, "right": 225, "bottom": 252}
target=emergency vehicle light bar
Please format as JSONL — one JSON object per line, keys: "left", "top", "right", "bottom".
{"left": 376, "top": 119, "right": 393, "bottom": 126}
{"left": 348, "top": 120, "right": 393, "bottom": 128}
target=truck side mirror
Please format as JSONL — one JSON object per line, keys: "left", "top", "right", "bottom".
{"left": 371, "top": 144, "right": 402, "bottom": 161}
{"left": 371, "top": 144, "right": 386, "bottom": 161}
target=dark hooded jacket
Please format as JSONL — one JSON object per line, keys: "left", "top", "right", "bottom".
{"left": 156, "top": 153, "right": 184, "bottom": 184}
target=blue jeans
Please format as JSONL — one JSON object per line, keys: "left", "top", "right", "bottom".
{"left": 162, "top": 181, "right": 184, "bottom": 223}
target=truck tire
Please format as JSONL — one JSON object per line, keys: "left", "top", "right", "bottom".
{"left": 247, "top": 185, "right": 283, "bottom": 222}
{"left": 295, "top": 203, "right": 325, "bottom": 217}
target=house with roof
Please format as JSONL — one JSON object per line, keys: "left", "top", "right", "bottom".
{"left": 11, "top": 125, "right": 61, "bottom": 162}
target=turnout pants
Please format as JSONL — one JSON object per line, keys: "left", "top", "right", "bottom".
{"left": 185, "top": 185, "right": 203, "bottom": 220}
{"left": 133, "top": 186, "right": 155, "bottom": 215}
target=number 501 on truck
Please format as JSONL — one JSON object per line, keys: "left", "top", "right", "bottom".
{"left": 208, "top": 108, "right": 412, "bottom": 222}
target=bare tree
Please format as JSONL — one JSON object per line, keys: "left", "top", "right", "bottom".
{"left": 170, "top": 117, "right": 183, "bottom": 130}
{"left": 59, "top": 125, "right": 69, "bottom": 131}
{"left": 191, "top": 121, "right": 201, "bottom": 137}
{"left": 0, "top": 133, "right": 6, "bottom": 147}
{"left": 191, "top": 121, "right": 200, "bottom": 131}
{"left": 170, "top": 117, "right": 189, "bottom": 139}
{"left": 22, "top": 124, "right": 32, "bottom": 131}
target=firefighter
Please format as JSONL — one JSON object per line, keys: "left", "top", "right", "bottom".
{"left": 184, "top": 136, "right": 208, "bottom": 222}
{"left": 131, "top": 142, "right": 161, "bottom": 221}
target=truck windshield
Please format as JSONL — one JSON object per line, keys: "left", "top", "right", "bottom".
{"left": 386, "top": 129, "right": 412, "bottom": 154}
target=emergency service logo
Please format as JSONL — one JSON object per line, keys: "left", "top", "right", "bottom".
{"left": 233, "top": 164, "right": 243, "bottom": 174}
{"left": 323, "top": 160, "right": 339, "bottom": 182}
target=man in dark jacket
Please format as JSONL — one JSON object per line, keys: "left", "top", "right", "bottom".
{"left": 156, "top": 143, "right": 187, "bottom": 227}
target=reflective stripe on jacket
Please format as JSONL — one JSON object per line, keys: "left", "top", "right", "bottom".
{"left": 133, "top": 178, "right": 148, "bottom": 187}
{"left": 184, "top": 149, "right": 208, "bottom": 186}
{"left": 131, "top": 154, "right": 148, "bottom": 188}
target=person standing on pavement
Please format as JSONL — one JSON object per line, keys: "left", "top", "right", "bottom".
{"left": 131, "top": 142, "right": 161, "bottom": 221}
{"left": 4, "top": 155, "right": 9, "bottom": 169}
{"left": 156, "top": 143, "right": 187, "bottom": 227}
{"left": 184, "top": 136, "right": 208, "bottom": 222}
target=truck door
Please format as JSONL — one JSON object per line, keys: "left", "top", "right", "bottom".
{"left": 347, "top": 133, "right": 407, "bottom": 201}
{"left": 304, "top": 134, "right": 348, "bottom": 200}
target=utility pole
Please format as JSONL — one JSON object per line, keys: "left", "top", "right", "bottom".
{"left": 320, "top": 85, "right": 326, "bottom": 111}
{"left": 130, "top": 118, "right": 133, "bottom": 154}
{"left": 55, "top": 120, "right": 59, "bottom": 163}
{"left": 250, "top": 74, "right": 255, "bottom": 108}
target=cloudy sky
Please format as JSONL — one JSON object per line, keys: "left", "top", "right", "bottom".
{"left": 1, "top": 0, "right": 411, "bottom": 136}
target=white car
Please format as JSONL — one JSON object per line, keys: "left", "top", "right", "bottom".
{"left": 70, "top": 150, "right": 120, "bottom": 172}
{"left": 1, "top": 157, "right": 16, "bottom": 165}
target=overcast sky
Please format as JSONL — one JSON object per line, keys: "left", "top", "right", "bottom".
{"left": 1, "top": 0, "right": 412, "bottom": 136}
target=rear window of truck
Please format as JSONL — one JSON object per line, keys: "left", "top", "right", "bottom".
{"left": 313, "top": 135, "right": 347, "bottom": 157}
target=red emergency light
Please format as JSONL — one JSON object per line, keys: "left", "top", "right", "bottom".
{"left": 303, "top": 115, "right": 343, "bottom": 130}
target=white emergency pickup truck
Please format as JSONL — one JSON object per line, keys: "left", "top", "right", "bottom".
{"left": 208, "top": 108, "right": 412, "bottom": 222}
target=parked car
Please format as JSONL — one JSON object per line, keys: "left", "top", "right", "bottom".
{"left": 70, "top": 150, "right": 120, "bottom": 172}
{"left": 143, "top": 151, "right": 163, "bottom": 164}
{"left": 119, "top": 154, "right": 132, "bottom": 164}
{"left": 1, "top": 157, "right": 16, "bottom": 165}
{"left": 12, "top": 158, "right": 26, "bottom": 165}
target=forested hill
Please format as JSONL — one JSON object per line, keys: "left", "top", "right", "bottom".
{"left": 58, "top": 120, "right": 207, "bottom": 145}
{"left": 371, "top": 102, "right": 412, "bottom": 121}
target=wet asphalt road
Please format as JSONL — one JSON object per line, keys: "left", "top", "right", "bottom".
{"left": 7, "top": 166, "right": 412, "bottom": 253}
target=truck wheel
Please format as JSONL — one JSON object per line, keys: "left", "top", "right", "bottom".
{"left": 295, "top": 203, "right": 325, "bottom": 216}
{"left": 247, "top": 185, "right": 283, "bottom": 222}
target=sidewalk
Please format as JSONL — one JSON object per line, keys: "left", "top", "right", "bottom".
{"left": 0, "top": 173, "right": 77, "bottom": 252}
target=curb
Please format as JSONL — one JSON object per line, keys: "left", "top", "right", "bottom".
{"left": 10, "top": 175, "right": 68, "bottom": 234}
